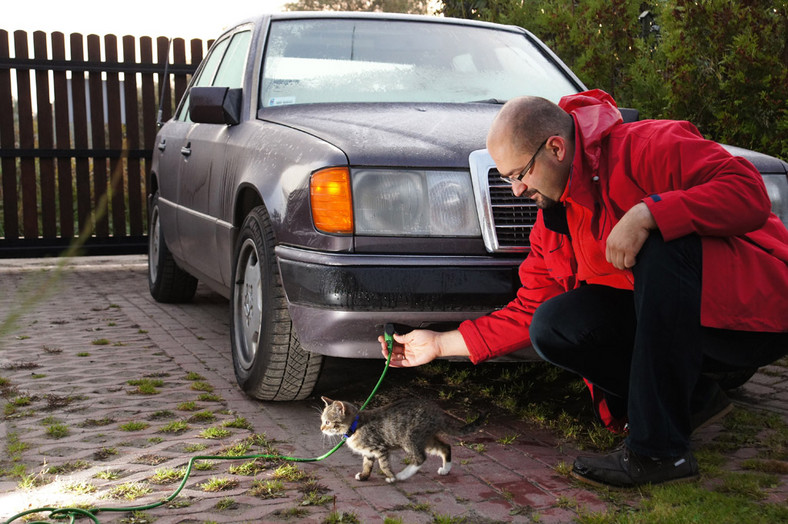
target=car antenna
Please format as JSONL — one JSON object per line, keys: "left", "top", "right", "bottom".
{"left": 156, "top": 38, "right": 173, "bottom": 128}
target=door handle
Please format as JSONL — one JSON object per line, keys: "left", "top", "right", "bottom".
{"left": 157, "top": 140, "right": 166, "bottom": 151}
{"left": 180, "top": 143, "right": 192, "bottom": 156}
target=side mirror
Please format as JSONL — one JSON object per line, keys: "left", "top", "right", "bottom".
{"left": 619, "top": 107, "right": 639, "bottom": 123}
{"left": 189, "top": 86, "right": 242, "bottom": 125}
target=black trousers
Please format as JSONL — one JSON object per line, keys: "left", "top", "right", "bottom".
{"left": 530, "top": 232, "right": 788, "bottom": 457}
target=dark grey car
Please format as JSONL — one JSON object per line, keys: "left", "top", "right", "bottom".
{"left": 148, "top": 12, "right": 788, "bottom": 401}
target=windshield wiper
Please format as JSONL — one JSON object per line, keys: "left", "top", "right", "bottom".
{"left": 468, "top": 98, "right": 507, "bottom": 104}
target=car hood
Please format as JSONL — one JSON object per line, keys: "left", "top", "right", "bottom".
{"left": 258, "top": 103, "right": 501, "bottom": 168}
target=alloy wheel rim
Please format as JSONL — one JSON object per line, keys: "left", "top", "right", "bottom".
{"left": 234, "top": 239, "right": 263, "bottom": 370}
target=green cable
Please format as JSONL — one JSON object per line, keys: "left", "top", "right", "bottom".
{"left": 3, "top": 325, "right": 397, "bottom": 524}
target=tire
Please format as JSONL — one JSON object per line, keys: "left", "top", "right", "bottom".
{"left": 148, "top": 192, "right": 198, "bottom": 303}
{"left": 230, "top": 205, "right": 323, "bottom": 401}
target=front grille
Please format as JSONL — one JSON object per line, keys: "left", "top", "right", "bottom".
{"left": 469, "top": 149, "right": 537, "bottom": 253}
{"left": 487, "top": 169, "right": 538, "bottom": 249}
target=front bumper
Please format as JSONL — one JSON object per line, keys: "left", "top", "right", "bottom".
{"left": 275, "top": 245, "right": 537, "bottom": 359}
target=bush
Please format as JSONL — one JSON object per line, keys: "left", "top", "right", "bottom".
{"left": 441, "top": 0, "right": 787, "bottom": 160}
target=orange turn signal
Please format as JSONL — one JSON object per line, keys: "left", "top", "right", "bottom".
{"left": 310, "top": 167, "right": 353, "bottom": 234}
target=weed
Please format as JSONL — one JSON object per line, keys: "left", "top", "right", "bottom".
{"left": 408, "top": 502, "right": 431, "bottom": 512}
{"left": 300, "top": 491, "right": 333, "bottom": 506}
{"left": 31, "top": 373, "right": 46, "bottom": 379}
{"left": 190, "top": 381, "right": 214, "bottom": 392}
{"left": 188, "top": 410, "right": 216, "bottom": 423}
{"left": 433, "top": 515, "right": 466, "bottom": 524}
{"left": 148, "top": 437, "right": 164, "bottom": 444}
{"left": 383, "top": 518, "right": 403, "bottom": 524}
{"left": 197, "top": 393, "right": 223, "bottom": 402}
{"left": 186, "top": 371, "right": 206, "bottom": 381}
{"left": 11, "top": 395, "right": 32, "bottom": 406}
{"left": 81, "top": 416, "right": 115, "bottom": 427}
{"left": 63, "top": 480, "right": 97, "bottom": 494}
{"left": 177, "top": 401, "right": 198, "bottom": 411}
{"left": 325, "top": 511, "right": 360, "bottom": 524}
{"left": 199, "top": 427, "right": 231, "bottom": 439}
{"left": 219, "top": 441, "right": 252, "bottom": 456}
{"left": 223, "top": 416, "right": 252, "bottom": 430}
{"left": 497, "top": 433, "right": 519, "bottom": 445}
{"left": 92, "top": 339, "right": 111, "bottom": 345}
{"left": 194, "top": 460, "right": 216, "bottom": 471}
{"left": 7, "top": 432, "right": 30, "bottom": 458}
{"left": 148, "top": 410, "right": 175, "bottom": 420}
{"left": 94, "top": 447, "right": 118, "bottom": 460}
{"left": 120, "top": 421, "right": 150, "bottom": 431}
{"left": 742, "top": 458, "right": 788, "bottom": 475}
{"left": 1, "top": 361, "right": 39, "bottom": 370}
{"left": 46, "top": 460, "right": 91, "bottom": 474}
{"left": 119, "top": 511, "right": 154, "bottom": 524}
{"left": 554, "top": 461, "right": 573, "bottom": 477}
{"left": 77, "top": 352, "right": 91, "bottom": 357}
{"left": 128, "top": 378, "right": 163, "bottom": 395}
{"left": 18, "top": 471, "right": 50, "bottom": 490}
{"left": 159, "top": 421, "right": 189, "bottom": 434}
{"left": 138, "top": 329, "right": 148, "bottom": 334}
{"left": 229, "top": 459, "right": 268, "bottom": 476}
{"left": 250, "top": 479, "right": 285, "bottom": 498}
{"left": 273, "top": 463, "right": 307, "bottom": 482}
{"left": 94, "top": 469, "right": 121, "bottom": 480}
{"left": 200, "top": 476, "right": 239, "bottom": 492}
{"left": 43, "top": 346, "right": 63, "bottom": 353}
{"left": 150, "top": 467, "right": 186, "bottom": 484}
{"left": 46, "top": 423, "right": 69, "bottom": 439}
{"left": 714, "top": 471, "right": 779, "bottom": 501}
{"left": 184, "top": 443, "right": 207, "bottom": 452}
{"left": 106, "top": 482, "right": 152, "bottom": 500}
{"left": 215, "top": 497, "right": 237, "bottom": 510}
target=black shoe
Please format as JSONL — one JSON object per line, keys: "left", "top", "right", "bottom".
{"left": 691, "top": 383, "right": 732, "bottom": 435}
{"left": 572, "top": 446, "right": 699, "bottom": 488}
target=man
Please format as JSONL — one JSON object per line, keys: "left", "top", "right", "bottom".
{"left": 379, "top": 89, "right": 788, "bottom": 488}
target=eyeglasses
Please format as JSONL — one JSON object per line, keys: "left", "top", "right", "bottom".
{"left": 499, "top": 137, "right": 550, "bottom": 185}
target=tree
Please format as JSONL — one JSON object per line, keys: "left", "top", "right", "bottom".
{"left": 284, "top": 0, "right": 430, "bottom": 14}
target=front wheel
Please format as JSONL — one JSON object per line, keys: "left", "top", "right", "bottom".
{"left": 230, "top": 206, "right": 323, "bottom": 401}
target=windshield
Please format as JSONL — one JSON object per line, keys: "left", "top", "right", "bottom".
{"left": 260, "top": 19, "right": 579, "bottom": 107}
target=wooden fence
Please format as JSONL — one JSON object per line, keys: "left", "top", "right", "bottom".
{"left": 0, "top": 30, "right": 209, "bottom": 257}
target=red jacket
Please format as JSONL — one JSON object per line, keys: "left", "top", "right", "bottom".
{"left": 460, "top": 90, "right": 788, "bottom": 364}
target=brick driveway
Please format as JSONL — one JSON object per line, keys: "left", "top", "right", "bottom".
{"left": 1, "top": 255, "right": 786, "bottom": 523}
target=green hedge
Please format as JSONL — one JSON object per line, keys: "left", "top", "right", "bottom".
{"left": 442, "top": 0, "right": 787, "bottom": 161}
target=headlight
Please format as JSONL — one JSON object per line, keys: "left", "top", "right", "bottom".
{"left": 353, "top": 170, "right": 481, "bottom": 237}
{"left": 762, "top": 174, "right": 788, "bottom": 228}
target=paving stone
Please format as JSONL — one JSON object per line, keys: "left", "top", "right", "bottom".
{"left": 1, "top": 255, "right": 786, "bottom": 523}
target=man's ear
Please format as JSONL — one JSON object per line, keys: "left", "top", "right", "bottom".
{"left": 547, "top": 135, "right": 569, "bottom": 162}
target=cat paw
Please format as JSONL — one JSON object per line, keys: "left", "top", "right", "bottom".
{"left": 385, "top": 477, "right": 397, "bottom": 484}
{"left": 438, "top": 462, "right": 452, "bottom": 475}
{"left": 355, "top": 473, "right": 369, "bottom": 481}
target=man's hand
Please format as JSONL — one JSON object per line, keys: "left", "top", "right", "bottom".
{"left": 378, "top": 329, "right": 469, "bottom": 367}
{"left": 606, "top": 202, "right": 658, "bottom": 270}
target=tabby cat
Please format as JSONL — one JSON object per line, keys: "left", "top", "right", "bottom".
{"left": 320, "top": 396, "right": 474, "bottom": 483}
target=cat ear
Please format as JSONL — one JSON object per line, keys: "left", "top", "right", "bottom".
{"left": 321, "top": 396, "right": 333, "bottom": 407}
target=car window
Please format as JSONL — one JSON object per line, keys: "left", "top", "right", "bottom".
{"left": 175, "top": 37, "right": 231, "bottom": 122}
{"left": 260, "top": 19, "right": 578, "bottom": 107}
{"left": 213, "top": 30, "right": 252, "bottom": 89}
{"left": 175, "top": 30, "right": 251, "bottom": 122}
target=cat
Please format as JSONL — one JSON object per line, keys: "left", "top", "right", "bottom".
{"left": 320, "top": 396, "right": 481, "bottom": 483}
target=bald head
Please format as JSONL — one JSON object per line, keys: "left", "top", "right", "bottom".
{"left": 487, "top": 96, "right": 574, "bottom": 153}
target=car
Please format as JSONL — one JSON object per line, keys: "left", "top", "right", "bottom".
{"left": 147, "top": 12, "right": 788, "bottom": 401}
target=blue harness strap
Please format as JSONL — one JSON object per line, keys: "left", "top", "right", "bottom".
{"left": 343, "top": 415, "right": 360, "bottom": 439}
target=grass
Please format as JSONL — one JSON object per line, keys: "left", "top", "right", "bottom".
{"left": 222, "top": 416, "right": 252, "bottom": 430}
{"left": 249, "top": 479, "right": 286, "bottom": 499}
{"left": 45, "top": 423, "right": 69, "bottom": 439}
{"left": 273, "top": 463, "right": 307, "bottom": 482}
{"left": 187, "top": 410, "right": 216, "bottom": 423}
{"left": 127, "top": 378, "right": 164, "bottom": 395}
{"left": 199, "top": 426, "right": 231, "bottom": 439}
{"left": 119, "top": 421, "right": 150, "bottom": 431}
{"left": 106, "top": 482, "right": 152, "bottom": 500}
{"left": 159, "top": 421, "right": 189, "bottom": 434}
{"left": 149, "top": 467, "right": 186, "bottom": 484}
{"left": 46, "top": 460, "right": 91, "bottom": 474}
{"left": 200, "top": 476, "right": 239, "bottom": 492}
